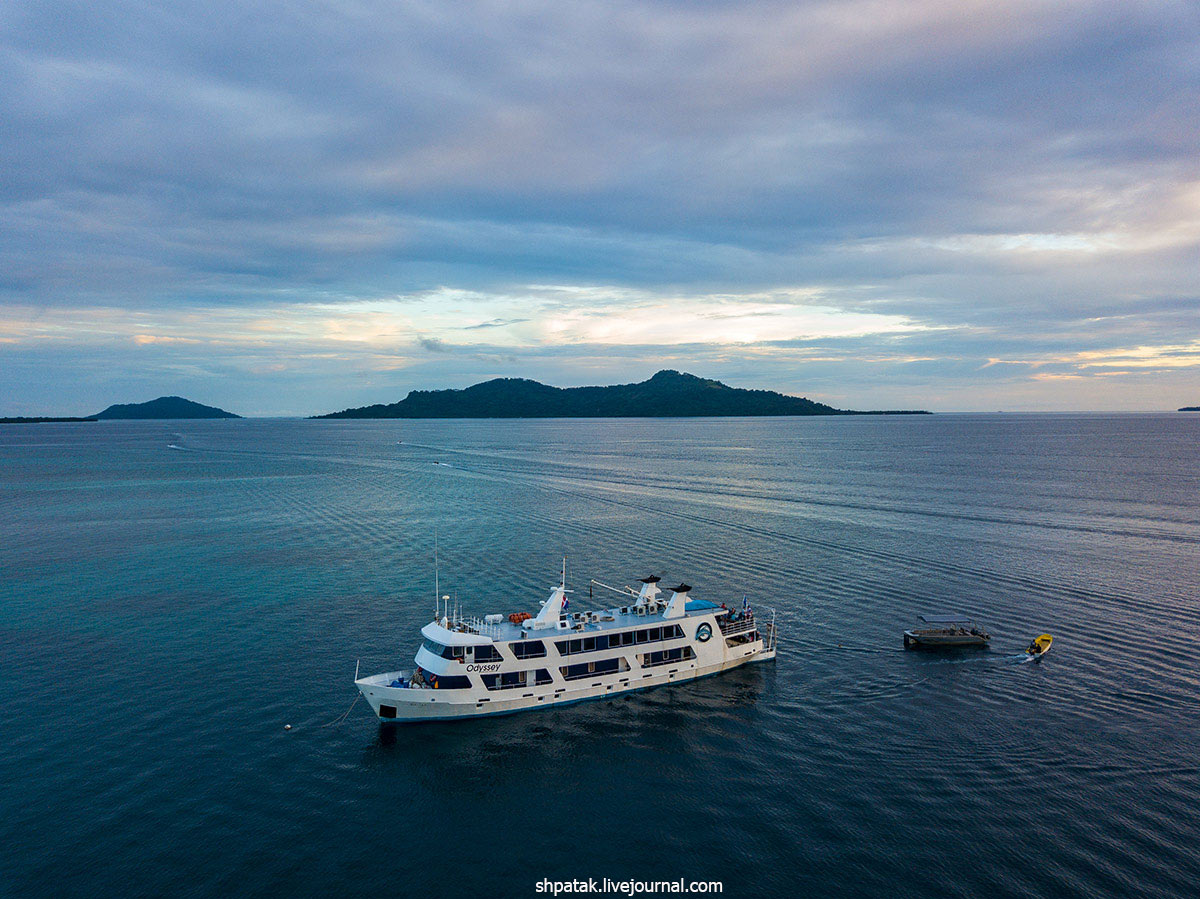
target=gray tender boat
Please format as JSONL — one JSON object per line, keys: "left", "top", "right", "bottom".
{"left": 903, "top": 615, "right": 990, "bottom": 649}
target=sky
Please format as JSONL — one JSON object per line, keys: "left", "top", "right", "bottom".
{"left": 2, "top": 0, "right": 1198, "bottom": 416}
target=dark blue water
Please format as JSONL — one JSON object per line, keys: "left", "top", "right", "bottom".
{"left": 3, "top": 415, "right": 1199, "bottom": 898}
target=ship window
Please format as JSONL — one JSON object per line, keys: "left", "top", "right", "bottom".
{"left": 422, "top": 638, "right": 446, "bottom": 656}
{"left": 620, "top": 631, "right": 634, "bottom": 646}
{"left": 582, "top": 637, "right": 596, "bottom": 652}
{"left": 569, "top": 639, "right": 582, "bottom": 655}
{"left": 648, "top": 627, "right": 661, "bottom": 641}
{"left": 595, "top": 635, "right": 609, "bottom": 651}
{"left": 379, "top": 704, "right": 397, "bottom": 718}
{"left": 435, "top": 675, "right": 471, "bottom": 689}
{"left": 474, "top": 645, "right": 502, "bottom": 662}
{"left": 635, "top": 630, "right": 648, "bottom": 644}
{"left": 561, "top": 658, "right": 624, "bottom": 680}
{"left": 642, "top": 646, "right": 695, "bottom": 668}
{"left": 483, "top": 670, "right": 549, "bottom": 691}
{"left": 422, "top": 638, "right": 464, "bottom": 660}
{"left": 513, "top": 640, "right": 546, "bottom": 659}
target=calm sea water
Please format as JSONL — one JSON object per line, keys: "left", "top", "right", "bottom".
{"left": 2, "top": 415, "right": 1199, "bottom": 898}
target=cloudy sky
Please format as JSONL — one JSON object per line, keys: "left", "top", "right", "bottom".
{"left": 2, "top": 0, "right": 1198, "bottom": 415}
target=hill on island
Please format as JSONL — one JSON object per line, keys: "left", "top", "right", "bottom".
{"left": 94, "top": 396, "right": 241, "bottom": 420}
{"left": 1180, "top": 406, "right": 1200, "bottom": 412}
{"left": 314, "top": 370, "right": 929, "bottom": 419}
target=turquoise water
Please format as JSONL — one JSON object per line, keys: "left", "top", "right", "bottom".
{"left": 2, "top": 415, "right": 1199, "bottom": 898}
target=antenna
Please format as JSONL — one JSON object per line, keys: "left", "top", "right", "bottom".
{"left": 561, "top": 556, "right": 566, "bottom": 589}
{"left": 434, "top": 530, "right": 439, "bottom": 621}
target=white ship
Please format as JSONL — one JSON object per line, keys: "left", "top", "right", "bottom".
{"left": 355, "top": 574, "right": 777, "bottom": 723}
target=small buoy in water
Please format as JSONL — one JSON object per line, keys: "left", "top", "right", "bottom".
{"left": 284, "top": 724, "right": 292, "bottom": 731}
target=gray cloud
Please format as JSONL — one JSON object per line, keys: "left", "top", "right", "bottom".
{"left": 417, "top": 335, "right": 449, "bottom": 353}
{"left": 463, "top": 318, "right": 530, "bottom": 329}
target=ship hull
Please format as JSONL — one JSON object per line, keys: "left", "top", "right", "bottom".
{"left": 903, "top": 630, "right": 989, "bottom": 648}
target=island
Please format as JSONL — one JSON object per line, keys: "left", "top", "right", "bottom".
{"left": 1180, "top": 406, "right": 1200, "bottom": 412}
{"left": 94, "top": 396, "right": 241, "bottom": 419}
{"left": 0, "top": 417, "right": 97, "bottom": 424}
{"left": 314, "top": 370, "right": 930, "bottom": 419}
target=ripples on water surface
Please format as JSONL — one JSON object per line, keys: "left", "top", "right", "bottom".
{"left": 2, "top": 415, "right": 1199, "bottom": 898}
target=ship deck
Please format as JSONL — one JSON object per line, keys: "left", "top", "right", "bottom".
{"left": 443, "top": 597, "right": 741, "bottom": 644}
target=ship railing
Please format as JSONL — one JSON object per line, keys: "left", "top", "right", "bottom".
{"left": 718, "top": 617, "right": 758, "bottom": 637}
{"left": 447, "top": 614, "right": 492, "bottom": 635}
{"left": 762, "top": 614, "right": 777, "bottom": 652}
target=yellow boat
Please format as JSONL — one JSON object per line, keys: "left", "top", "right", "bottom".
{"left": 1026, "top": 633, "right": 1052, "bottom": 659}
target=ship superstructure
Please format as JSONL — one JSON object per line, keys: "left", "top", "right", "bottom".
{"left": 355, "top": 575, "right": 776, "bottom": 722}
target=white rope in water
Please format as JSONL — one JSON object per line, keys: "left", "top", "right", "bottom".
{"left": 322, "top": 692, "right": 363, "bottom": 727}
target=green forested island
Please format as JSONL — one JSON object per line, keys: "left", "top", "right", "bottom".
{"left": 1180, "top": 406, "right": 1200, "bottom": 412}
{"left": 94, "top": 396, "right": 241, "bottom": 419}
{"left": 314, "top": 370, "right": 930, "bottom": 419}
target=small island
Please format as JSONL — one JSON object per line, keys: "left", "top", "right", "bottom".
{"left": 314, "top": 370, "right": 931, "bottom": 419}
{"left": 0, "top": 417, "right": 98, "bottom": 424}
{"left": 94, "top": 396, "right": 241, "bottom": 420}
{"left": 1179, "top": 406, "right": 1200, "bottom": 412}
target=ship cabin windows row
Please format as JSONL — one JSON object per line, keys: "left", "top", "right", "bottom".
{"left": 560, "top": 658, "right": 628, "bottom": 681}
{"left": 511, "top": 640, "right": 547, "bottom": 659}
{"left": 555, "top": 624, "right": 685, "bottom": 656}
{"left": 481, "top": 669, "right": 553, "bottom": 690}
{"left": 641, "top": 646, "right": 696, "bottom": 668}
{"left": 423, "top": 641, "right": 547, "bottom": 663}
{"left": 422, "top": 638, "right": 463, "bottom": 660}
